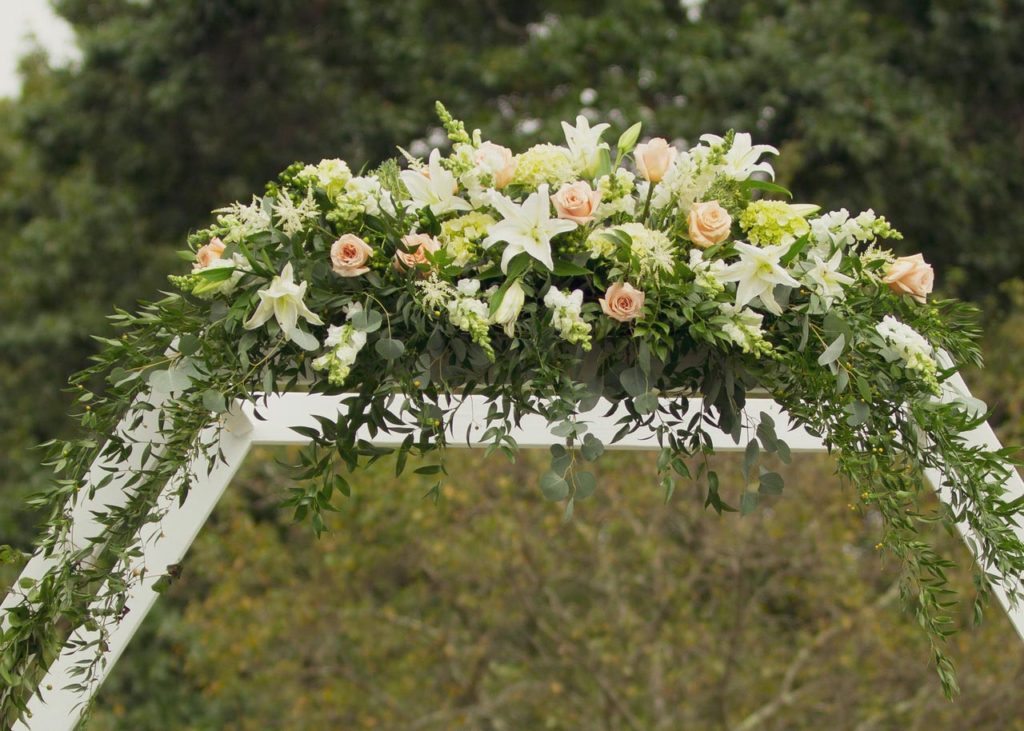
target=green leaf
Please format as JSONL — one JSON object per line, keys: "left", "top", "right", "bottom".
{"left": 740, "top": 491, "right": 759, "bottom": 515}
{"left": 505, "top": 252, "right": 532, "bottom": 280}
{"left": 289, "top": 328, "right": 320, "bottom": 351}
{"left": 740, "top": 178, "right": 793, "bottom": 199}
{"left": 818, "top": 333, "right": 846, "bottom": 366}
{"left": 177, "top": 334, "right": 201, "bottom": 356}
{"left": 351, "top": 309, "right": 383, "bottom": 333}
{"left": 634, "top": 392, "right": 659, "bottom": 414}
{"left": 581, "top": 433, "right": 605, "bottom": 461}
{"left": 617, "top": 122, "right": 642, "bottom": 154}
{"left": 620, "top": 366, "right": 647, "bottom": 397}
{"left": 572, "top": 471, "right": 597, "bottom": 500}
{"left": 552, "top": 260, "right": 591, "bottom": 276}
{"left": 779, "top": 233, "right": 809, "bottom": 266}
{"left": 375, "top": 338, "right": 405, "bottom": 360}
{"left": 744, "top": 439, "right": 760, "bottom": 480}
{"left": 759, "top": 471, "right": 785, "bottom": 495}
{"left": 540, "top": 471, "right": 570, "bottom": 501}
{"left": 201, "top": 389, "right": 227, "bottom": 414}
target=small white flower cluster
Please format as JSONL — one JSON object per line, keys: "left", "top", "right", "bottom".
{"left": 688, "top": 249, "right": 727, "bottom": 295}
{"left": 311, "top": 304, "right": 368, "bottom": 387}
{"left": 647, "top": 147, "right": 714, "bottom": 214}
{"left": 594, "top": 168, "right": 637, "bottom": 220}
{"left": 875, "top": 315, "right": 938, "bottom": 386}
{"left": 215, "top": 196, "right": 271, "bottom": 243}
{"left": 809, "top": 208, "right": 899, "bottom": 254}
{"left": 615, "top": 223, "right": 675, "bottom": 277}
{"left": 717, "top": 303, "right": 772, "bottom": 356}
{"left": 273, "top": 188, "right": 321, "bottom": 237}
{"left": 544, "top": 287, "right": 592, "bottom": 350}
{"left": 446, "top": 279, "right": 495, "bottom": 359}
{"left": 330, "top": 176, "right": 400, "bottom": 222}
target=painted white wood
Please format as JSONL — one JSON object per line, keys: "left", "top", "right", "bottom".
{"left": 12, "top": 407, "right": 254, "bottom": 731}
{"left": 3, "top": 386, "right": 1021, "bottom": 731}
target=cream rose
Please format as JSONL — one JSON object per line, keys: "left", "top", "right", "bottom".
{"left": 688, "top": 201, "right": 733, "bottom": 248}
{"left": 330, "top": 234, "right": 374, "bottom": 277}
{"left": 883, "top": 253, "right": 934, "bottom": 303}
{"left": 476, "top": 142, "right": 517, "bottom": 189}
{"left": 635, "top": 138, "right": 677, "bottom": 183}
{"left": 550, "top": 181, "right": 602, "bottom": 224}
{"left": 395, "top": 232, "right": 441, "bottom": 270}
{"left": 194, "top": 237, "right": 226, "bottom": 270}
{"left": 600, "top": 282, "right": 645, "bottom": 322}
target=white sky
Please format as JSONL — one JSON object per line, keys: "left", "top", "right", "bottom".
{"left": 0, "top": 0, "right": 79, "bottom": 98}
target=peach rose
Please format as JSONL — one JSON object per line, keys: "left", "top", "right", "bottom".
{"left": 194, "top": 237, "right": 226, "bottom": 270}
{"left": 395, "top": 232, "right": 441, "bottom": 271}
{"left": 883, "top": 253, "right": 934, "bottom": 303}
{"left": 551, "top": 181, "right": 602, "bottom": 224}
{"left": 330, "top": 234, "right": 374, "bottom": 277}
{"left": 688, "top": 201, "right": 733, "bottom": 248}
{"left": 635, "top": 138, "right": 677, "bottom": 183}
{"left": 476, "top": 142, "right": 517, "bottom": 189}
{"left": 600, "top": 282, "right": 645, "bottom": 322}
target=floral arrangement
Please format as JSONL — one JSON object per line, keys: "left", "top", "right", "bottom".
{"left": 2, "top": 103, "right": 1022, "bottom": 719}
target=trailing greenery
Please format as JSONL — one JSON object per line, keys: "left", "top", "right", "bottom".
{"left": 1, "top": 104, "right": 1022, "bottom": 726}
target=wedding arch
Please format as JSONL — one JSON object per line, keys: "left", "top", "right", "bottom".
{"left": 2, "top": 104, "right": 1022, "bottom": 728}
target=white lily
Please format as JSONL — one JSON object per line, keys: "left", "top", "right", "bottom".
{"left": 718, "top": 242, "right": 800, "bottom": 315}
{"left": 483, "top": 185, "right": 577, "bottom": 272}
{"left": 399, "top": 149, "right": 471, "bottom": 216}
{"left": 803, "top": 250, "right": 854, "bottom": 306}
{"left": 561, "top": 115, "right": 610, "bottom": 174}
{"left": 701, "top": 132, "right": 779, "bottom": 180}
{"left": 243, "top": 262, "right": 324, "bottom": 345}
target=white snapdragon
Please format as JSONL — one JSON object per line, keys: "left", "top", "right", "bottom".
{"left": 311, "top": 304, "right": 368, "bottom": 387}
{"left": 875, "top": 315, "right": 938, "bottom": 385}
{"left": 717, "top": 303, "right": 772, "bottom": 356}
{"left": 544, "top": 287, "right": 592, "bottom": 350}
{"left": 447, "top": 279, "right": 494, "bottom": 359}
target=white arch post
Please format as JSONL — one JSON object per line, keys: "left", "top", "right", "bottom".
{"left": 2, "top": 380, "right": 1023, "bottom": 731}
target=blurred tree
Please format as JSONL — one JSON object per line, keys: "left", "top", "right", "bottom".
{"left": 88, "top": 450, "right": 1024, "bottom": 730}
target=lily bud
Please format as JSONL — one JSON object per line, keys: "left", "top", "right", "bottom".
{"left": 491, "top": 280, "right": 526, "bottom": 337}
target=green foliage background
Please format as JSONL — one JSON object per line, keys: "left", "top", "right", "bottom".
{"left": 1, "top": 1, "right": 1023, "bottom": 728}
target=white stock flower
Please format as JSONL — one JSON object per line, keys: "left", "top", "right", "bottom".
{"left": 717, "top": 242, "right": 800, "bottom": 315}
{"left": 243, "top": 262, "right": 324, "bottom": 344}
{"left": 400, "top": 149, "right": 471, "bottom": 216}
{"left": 561, "top": 115, "right": 610, "bottom": 174}
{"left": 718, "top": 303, "right": 771, "bottom": 356}
{"left": 483, "top": 185, "right": 577, "bottom": 272}
{"left": 875, "top": 315, "right": 937, "bottom": 382}
{"left": 544, "top": 287, "right": 591, "bottom": 349}
{"left": 701, "top": 132, "right": 779, "bottom": 180}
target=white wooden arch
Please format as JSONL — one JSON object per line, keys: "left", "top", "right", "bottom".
{"left": 2, "top": 372, "right": 1022, "bottom": 731}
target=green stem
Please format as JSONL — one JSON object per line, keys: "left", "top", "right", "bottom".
{"left": 642, "top": 181, "right": 656, "bottom": 221}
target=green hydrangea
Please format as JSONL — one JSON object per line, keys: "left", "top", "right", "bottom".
{"left": 739, "top": 200, "right": 815, "bottom": 246}
{"left": 440, "top": 212, "right": 496, "bottom": 267}
{"left": 511, "top": 144, "right": 576, "bottom": 188}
